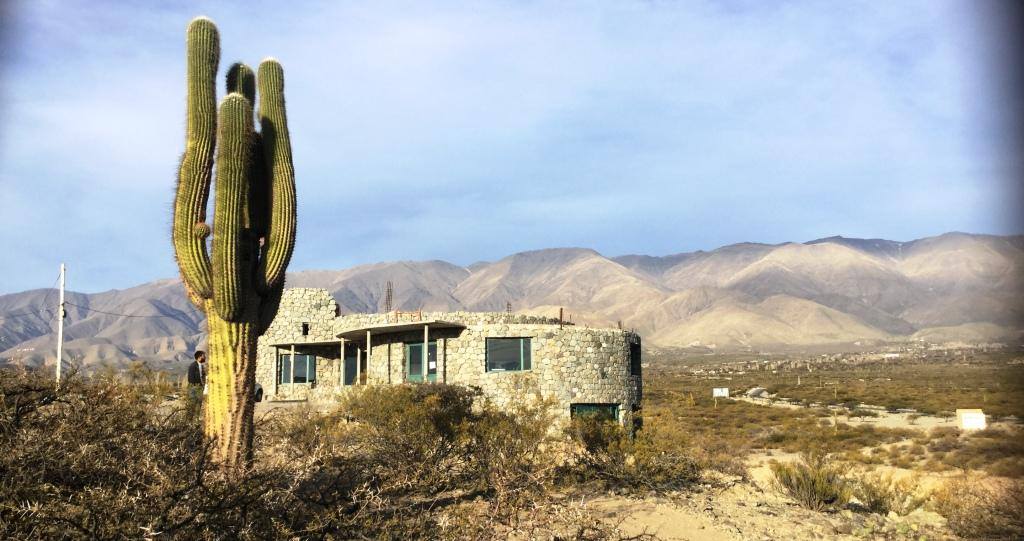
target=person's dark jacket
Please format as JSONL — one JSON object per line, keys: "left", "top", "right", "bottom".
{"left": 187, "top": 361, "right": 206, "bottom": 386}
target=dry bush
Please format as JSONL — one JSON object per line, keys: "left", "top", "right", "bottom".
{"left": 933, "top": 477, "right": 1024, "bottom": 539}
{"left": 0, "top": 368, "right": 291, "bottom": 539}
{"left": 770, "top": 451, "right": 851, "bottom": 511}
{"left": 562, "top": 416, "right": 700, "bottom": 494}
{"left": 2, "top": 370, "right": 645, "bottom": 539}
{"left": 851, "top": 472, "right": 929, "bottom": 516}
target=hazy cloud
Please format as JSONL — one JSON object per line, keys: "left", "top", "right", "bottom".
{"left": 0, "top": 0, "right": 1018, "bottom": 293}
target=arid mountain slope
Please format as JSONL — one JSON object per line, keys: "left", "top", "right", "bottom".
{"left": 2, "top": 232, "right": 1020, "bottom": 369}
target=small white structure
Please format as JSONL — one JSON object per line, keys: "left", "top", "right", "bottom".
{"left": 745, "top": 387, "right": 769, "bottom": 398}
{"left": 956, "top": 409, "right": 987, "bottom": 431}
{"left": 712, "top": 387, "right": 729, "bottom": 398}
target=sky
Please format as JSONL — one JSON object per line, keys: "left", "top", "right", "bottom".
{"left": 0, "top": 0, "right": 1020, "bottom": 294}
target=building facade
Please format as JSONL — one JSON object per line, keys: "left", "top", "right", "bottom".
{"left": 255, "top": 288, "right": 642, "bottom": 427}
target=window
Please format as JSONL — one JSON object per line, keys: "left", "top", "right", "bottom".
{"left": 629, "top": 340, "right": 642, "bottom": 376}
{"left": 406, "top": 341, "right": 437, "bottom": 382}
{"left": 301, "top": 322, "right": 310, "bottom": 336}
{"left": 485, "top": 337, "right": 531, "bottom": 372}
{"left": 278, "top": 353, "right": 316, "bottom": 384}
{"left": 570, "top": 403, "right": 619, "bottom": 422}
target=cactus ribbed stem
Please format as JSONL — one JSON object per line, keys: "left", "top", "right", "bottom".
{"left": 173, "top": 17, "right": 219, "bottom": 301}
{"left": 203, "top": 298, "right": 258, "bottom": 469}
{"left": 226, "top": 62, "right": 255, "bottom": 105}
{"left": 212, "top": 94, "right": 253, "bottom": 322}
{"left": 256, "top": 59, "right": 296, "bottom": 293}
{"left": 170, "top": 17, "right": 297, "bottom": 468}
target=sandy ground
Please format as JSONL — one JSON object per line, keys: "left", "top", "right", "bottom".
{"left": 586, "top": 452, "right": 954, "bottom": 541}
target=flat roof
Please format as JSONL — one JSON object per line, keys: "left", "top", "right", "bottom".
{"left": 336, "top": 319, "right": 466, "bottom": 340}
{"left": 268, "top": 339, "right": 344, "bottom": 347}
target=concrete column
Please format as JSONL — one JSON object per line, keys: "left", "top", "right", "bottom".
{"left": 366, "top": 330, "right": 371, "bottom": 384}
{"left": 356, "top": 346, "right": 362, "bottom": 385}
{"left": 422, "top": 324, "right": 429, "bottom": 381}
{"left": 290, "top": 344, "right": 296, "bottom": 390}
{"left": 339, "top": 338, "right": 346, "bottom": 386}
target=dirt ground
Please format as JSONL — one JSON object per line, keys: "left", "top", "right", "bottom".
{"left": 587, "top": 451, "right": 954, "bottom": 541}
{"left": 734, "top": 396, "right": 1018, "bottom": 432}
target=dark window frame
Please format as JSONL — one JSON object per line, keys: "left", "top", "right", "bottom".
{"left": 570, "top": 403, "right": 620, "bottom": 422}
{"left": 278, "top": 353, "right": 317, "bottom": 384}
{"left": 485, "top": 337, "right": 532, "bottom": 372}
{"left": 629, "top": 340, "right": 642, "bottom": 376}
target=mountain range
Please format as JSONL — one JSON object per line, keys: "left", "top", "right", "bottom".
{"left": 2, "top": 232, "right": 1021, "bottom": 371}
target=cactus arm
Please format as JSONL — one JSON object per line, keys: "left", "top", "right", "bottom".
{"left": 211, "top": 94, "right": 254, "bottom": 322}
{"left": 226, "top": 62, "right": 255, "bottom": 105}
{"left": 225, "top": 62, "right": 267, "bottom": 238}
{"left": 256, "top": 58, "right": 296, "bottom": 292}
{"left": 172, "top": 17, "right": 219, "bottom": 301}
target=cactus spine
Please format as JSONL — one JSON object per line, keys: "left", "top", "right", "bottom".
{"left": 172, "top": 17, "right": 296, "bottom": 468}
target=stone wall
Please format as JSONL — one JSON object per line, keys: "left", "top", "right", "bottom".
{"left": 255, "top": 288, "right": 643, "bottom": 426}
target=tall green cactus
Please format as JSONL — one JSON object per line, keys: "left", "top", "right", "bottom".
{"left": 172, "top": 16, "right": 296, "bottom": 468}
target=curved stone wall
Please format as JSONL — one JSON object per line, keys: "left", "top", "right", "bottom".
{"left": 255, "top": 288, "right": 642, "bottom": 426}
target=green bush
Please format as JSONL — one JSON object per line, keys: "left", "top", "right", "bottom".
{"left": 770, "top": 451, "right": 850, "bottom": 511}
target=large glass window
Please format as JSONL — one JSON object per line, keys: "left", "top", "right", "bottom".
{"left": 406, "top": 341, "right": 437, "bottom": 382}
{"left": 278, "top": 353, "right": 316, "bottom": 384}
{"left": 570, "top": 403, "right": 619, "bottom": 422}
{"left": 485, "top": 337, "right": 531, "bottom": 372}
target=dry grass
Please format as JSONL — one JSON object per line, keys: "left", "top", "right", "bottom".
{"left": 850, "top": 472, "right": 930, "bottom": 516}
{"left": 933, "top": 476, "right": 1024, "bottom": 539}
{"left": 0, "top": 368, "right": 663, "bottom": 540}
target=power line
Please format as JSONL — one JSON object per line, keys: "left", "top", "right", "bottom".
{"left": 38, "top": 271, "right": 62, "bottom": 314}
{"left": 0, "top": 272, "right": 62, "bottom": 319}
{"left": 63, "top": 301, "right": 203, "bottom": 319}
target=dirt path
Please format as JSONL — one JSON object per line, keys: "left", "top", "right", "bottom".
{"left": 588, "top": 495, "right": 738, "bottom": 540}
{"left": 734, "top": 396, "right": 1018, "bottom": 432}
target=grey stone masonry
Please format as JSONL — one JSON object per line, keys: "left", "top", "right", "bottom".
{"left": 256, "top": 288, "right": 642, "bottom": 427}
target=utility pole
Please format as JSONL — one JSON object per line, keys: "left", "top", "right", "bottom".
{"left": 55, "top": 263, "right": 66, "bottom": 386}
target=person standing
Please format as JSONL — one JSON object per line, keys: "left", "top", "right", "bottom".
{"left": 188, "top": 350, "right": 207, "bottom": 388}
{"left": 186, "top": 350, "right": 207, "bottom": 417}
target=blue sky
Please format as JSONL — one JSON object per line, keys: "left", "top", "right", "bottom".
{"left": 0, "top": 0, "right": 1019, "bottom": 294}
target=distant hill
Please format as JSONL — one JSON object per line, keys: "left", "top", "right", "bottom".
{"left": 2, "top": 232, "right": 1021, "bottom": 371}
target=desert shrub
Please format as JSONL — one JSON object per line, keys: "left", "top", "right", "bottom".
{"left": 2, "top": 370, "right": 636, "bottom": 539}
{"left": 0, "top": 368, "right": 292, "bottom": 539}
{"left": 848, "top": 408, "right": 879, "bottom": 420}
{"left": 770, "top": 451, "right": 850, "bottom": 511}
{"left": 933, "top": 477, "right": 1024, "bottom": 539}
{"left": 335, "top": 383, "right": 483, "bottom": 495}
{"left": 562, "top": 416, "right": 700, "bottom": 494}
{"left": 851, "top": 473, "right": 929, "bottom": 516}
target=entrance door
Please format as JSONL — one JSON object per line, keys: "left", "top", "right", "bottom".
{"left": 343, "top": 348, "right": 358, "bottom": 385}
{"left": 406, "top": 341, "right": 437, "bottom": 382}
{"left": 343, "top": 345, "right": 368, "bottom": 385}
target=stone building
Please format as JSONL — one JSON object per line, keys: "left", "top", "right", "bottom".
{"left": 256, "top": 288, "right": 643, "bottom": 427}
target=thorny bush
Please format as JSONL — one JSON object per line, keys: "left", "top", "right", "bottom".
{"left": 0, "top": 369, "right": 659, "bottom": 540}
